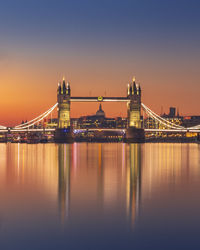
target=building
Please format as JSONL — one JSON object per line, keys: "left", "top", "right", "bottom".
{"left": 37, "top": 104, "right": 128, "bottom": 130}
{"left": 161, "top": 107, "right": 183, "bottom": 128}
{"left": 76, "top": 104, "right": 126, "bottom": 129}
{"left": 182, "top": 116, "right": 200, "bottom": 128}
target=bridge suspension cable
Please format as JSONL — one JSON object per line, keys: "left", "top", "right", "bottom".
{"left": 0, "top": 125, "right": 6, "bottom": 129}
{"left": 1, "top": 99, "right": 198, "bottom": 132}
{"left": 187, "top": 124, "right": 200, "bottom": 130}
{"left": 142, "top": 104, "right": 200, "bottom": 131}
{"left": 14, "top": 103, "right": 58, "bottom": 130}
{"left": 141, "top": 104, "right": 185, "bottom": 130}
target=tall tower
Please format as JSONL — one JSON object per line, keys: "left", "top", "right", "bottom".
{"left": 57, "top": 78, "right": 71, "bottom": 128}
{"left": 127, "top": 77, "right": 142, "bottom": 128}
{"left": 126, "top": 77, "right": 144, "bottom": 142}
{"left": 55, "top": 78, "right": 73, "bottom": 143}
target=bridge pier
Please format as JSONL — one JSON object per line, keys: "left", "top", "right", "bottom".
{"left": 55, "top": 128, "right": 74, "bottom": 143}
{"left": 126, "top": 78, "right": 145, "bottom": 143}
{"left": 126, "top": 127, "right": 145, "bottom": 143}
{"left": 55, "top": 78, "right": 74, "bottom": 143}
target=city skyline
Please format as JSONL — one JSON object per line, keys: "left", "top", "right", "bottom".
{"left": 0, "top": 76, "right": 199, "bottom": 127}
{"left": 0, "top": 0, "right": 200, "bottom": 125}
{"left": 0, "top": 2, "right": 200, "bottom": 249}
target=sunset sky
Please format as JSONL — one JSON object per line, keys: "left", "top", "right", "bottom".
{"left": 0, "top": 0, "right": 200, "bottom": 126}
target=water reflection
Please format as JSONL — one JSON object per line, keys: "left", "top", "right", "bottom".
{"left": 58, "top": 144, "right": 70, "bottom": 224}
{"left": 57, "top": 143, "right": 142, "bottom": 228}
{"left": 0, "top": 143, "right": 200, "bottom": 249}
{"left": 97, "top": 143, "right": 104, "bottom": 209}
{"left": 127, "top": 144, "right": 141, "bottom": 227}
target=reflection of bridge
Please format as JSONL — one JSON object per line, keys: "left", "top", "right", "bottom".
{"left": 57, "top": 143, "right": 141, "bottom": 227}
{"left": 0, "top": 78, "right": 200, "bottom": 141}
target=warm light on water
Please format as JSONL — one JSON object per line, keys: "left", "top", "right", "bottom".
{"left": 0, "top": 143, "right": 200, "bottom": 249}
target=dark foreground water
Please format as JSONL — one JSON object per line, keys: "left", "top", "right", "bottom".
{"left": 0, "top": 143, "right": 200, "bottom": 249}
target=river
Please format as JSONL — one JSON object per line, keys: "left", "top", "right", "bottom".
{"left": 0, "top": 143, "right": 200, "bottom": 249}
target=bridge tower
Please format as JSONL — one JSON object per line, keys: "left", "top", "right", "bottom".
{"left": 126, "top": 78, "right": 145, "bottom": 142}
{"left": 55, "top": 78, "right": 73, "bottom": 143}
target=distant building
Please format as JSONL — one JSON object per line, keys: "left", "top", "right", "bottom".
{"left": 96, "top": 104, "right": 105, "bottom": 117}
{"left": 39, "top": 104, "right": 127, "bottom": 129}
{"left": 76, "top": 104, "right": 127, "bottom": 129}
{"left": 182, "top": 116, "right": 200, "bottom": 128}
{"left": 161, "top": 107, "right": 183, "bottom": 127}
{"left": 169, "top": 107, "right": 176, "bottom": 117}
{"left": 144, "top": 117, "right": 159, "bottom": 129}
{"left": 144, "top": 107, "right": 183, "bottom": 132}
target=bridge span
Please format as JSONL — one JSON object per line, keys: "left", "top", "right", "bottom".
{"left": 0, "top": 77, "right": 199, "bottom": 142}
{"left": 71, "top": 97, "right": 128, "bottom": 102}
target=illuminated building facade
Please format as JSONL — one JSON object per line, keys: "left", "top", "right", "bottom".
{"left": 127, "top": 78, "right": 142, "bottom": 128}
{"left": 57, "top": 78, "right": 71, "bottom": 128}
{"left": 126, "top": 78, "right": 145, "bottom": 142}
{"left": 75, "top": 104, "right": 127, "bottom": 129}
{"left": 55, "top": 78, "right": 73, "bottom": 142}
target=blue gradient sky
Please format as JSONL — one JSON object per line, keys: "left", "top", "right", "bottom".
{"left": 0, "top": 0, "right": 200, "bottom": 125}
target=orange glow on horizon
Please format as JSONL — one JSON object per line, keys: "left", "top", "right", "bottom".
{"left": 0, "top": 59, "right": 199, "bottom": 126}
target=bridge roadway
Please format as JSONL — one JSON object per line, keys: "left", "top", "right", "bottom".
{"left": 74, "top": 128, "right": 200, "bottom": 133}
{"left": 0, "top": 128, "right": 200, "bottom": 133}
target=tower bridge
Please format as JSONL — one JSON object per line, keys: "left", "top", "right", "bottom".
{"left": 0, "top": 77, "right": 200, "bottom": 143}
{"left": 54, "top": 78, "right": 144, "bottom": 142}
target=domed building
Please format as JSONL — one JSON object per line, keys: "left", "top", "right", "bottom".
{"left": 96, "top": 104, "right": 105, "bottom": 117}
{"left": 77, "top": 103, "right": 120, "bottom": 129}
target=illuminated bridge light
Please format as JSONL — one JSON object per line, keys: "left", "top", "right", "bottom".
{"left": 98, "top": 96, "right": 103, "bottom": 101}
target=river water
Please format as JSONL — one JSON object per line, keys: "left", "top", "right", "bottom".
{"left": 0, "top": 143, "right": 200, "bottom": 249}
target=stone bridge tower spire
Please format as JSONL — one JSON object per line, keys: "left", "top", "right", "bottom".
{"left": 55, "top": 77, "right": 73, "bottom": 143}
{"left": 126, "top": 77, "right": 145, "bottom": 142}
{"left": 57, "top": 78, "right": 71, "bottom": 128}
{"left": 128, "top": 77, "right": 142, "bottom": 128}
